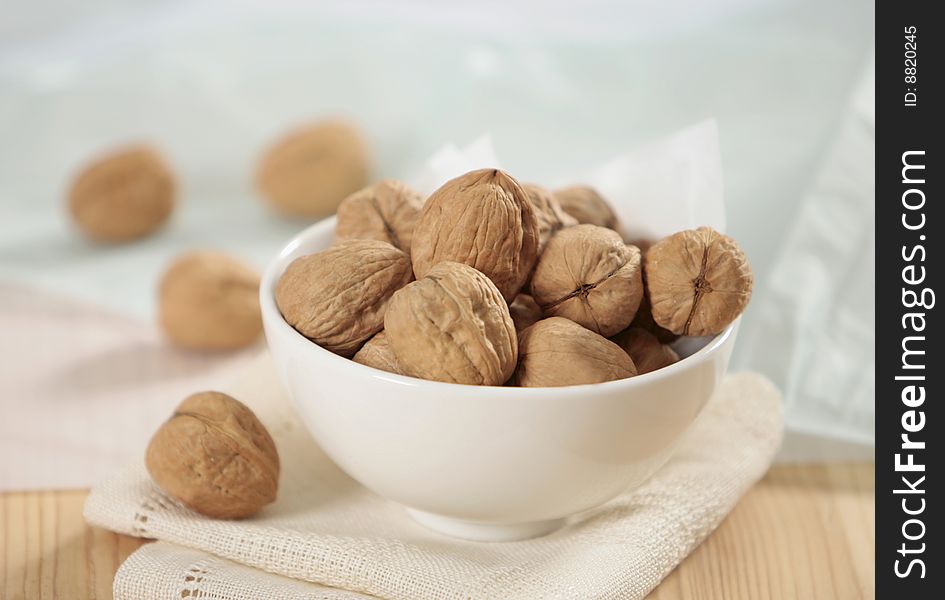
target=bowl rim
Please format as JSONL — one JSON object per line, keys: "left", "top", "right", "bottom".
{"left": 261, "top": 217, "right": 737, "bottom": 395}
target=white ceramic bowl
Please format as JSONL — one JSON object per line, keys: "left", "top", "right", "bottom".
{"left": 261, "top": 218, "right": 738, "bottom": 541}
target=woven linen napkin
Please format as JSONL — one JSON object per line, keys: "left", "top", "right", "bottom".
{"left": 86, "top": 353, "right": 783, "bottom": 600}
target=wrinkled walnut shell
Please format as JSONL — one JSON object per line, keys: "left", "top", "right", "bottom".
{"left": 256, "top": 120, "right": 370, "bottom": 218}
{"left": 509, "top": 294, "right": 543, "bottom": 333}
{"left": 644, "top": 227, "right": 753, "bottom": 336}
{"left": 385, "top": 262, "right": 517, "bottom": 385}
{"left": 68, "top": 145, "right": 175, "bottom": 243}
{"left": 145, "top": 391, "right": 279, "bottom": 519}
{"left": 553, "top": 185, "right": 618, "bottom": 229}
{"left": 612, "top": 327, "right": 679, "bottom": 375}
{"left": 411, "top": 169, "right": 540, "bottom": 302}
{"left": 352, "top": 331, "right": 404, "bottom": 375}
{"left": 159, "top": 251, "right": 262, "bottom": 350}
{"left": 523, "top": 183, "right": 577, "bottom": 253}
{"left": 275, "top": 239, "right": 412, "bottom": 357}
{"left": 335, "top": 180, "right": 423, "bottom": 255}
{"left": 530, "top": 225, "right": 644, "bottom": 337}
{"left": 515, "top": 317, "right": 637, "bottom": 387}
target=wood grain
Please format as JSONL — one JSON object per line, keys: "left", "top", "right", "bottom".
{"left": 1, "top": 490, "right": 145, "bottom": 600}
{"left": 1, "top": 463, "right": 873, "bottom": 600}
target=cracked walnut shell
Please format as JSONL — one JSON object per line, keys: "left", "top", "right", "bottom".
{"left": 411, "top": 169, "right": 540, "bottom": 302}
{"left": 530, "top": 225, "right": 644, "bottom": 337}
{"left": 644, "top": 227, "right": 753, "bottom": 336}
{"left": 335, "top": 180, "right": 423, "bottom": 255}
{"left": 553, "top": 185, "right": 618, "bottom": 229}
{"left": 256, "top": 120, "right": 370, "bottom": 218}
{"left": 275, "top": 239, "right": 412, "bottom": 357}
{"left": 145, "top": 391, "right": 279, "bottom": 519}
{"left": 159, "top": 251, "right": 262, "bottom": 350}
{"left": 514, "top": 317, "right": 637, "bottom": 387}
{"left": 385, "top": 262, "right": 517, "bottom": 385}
{"left": 68, "top": 145, "right": 175, "bottom": 242}
{"left": 612, "top": 327, "right": 679, "bottom": 375}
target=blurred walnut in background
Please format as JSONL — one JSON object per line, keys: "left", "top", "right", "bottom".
{"left": 159, "top": 251, "right": 262, "bottom": 351}
{"left": 68, "top": 145, "right": 175, "bottom": 243}
{"left": 256, "top": 119, "right": 371, "bottom": 218}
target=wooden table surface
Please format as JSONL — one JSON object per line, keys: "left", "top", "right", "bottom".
{"left": 1, "top": 463, "right": 874, "bottom": 600}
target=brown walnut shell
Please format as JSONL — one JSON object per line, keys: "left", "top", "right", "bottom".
{"left": 352, "top": 331, "right": 404, "bottom": 375}
{"left": 385, "top": 262, "right": 517, "bottom": 385}
{"left": 514, "top": 317, "right": 637, "bottom": 387}
{"left": 335, "top": 180, "right": 423, "bottom": 255}
{"left": 523, "top": 183, "right": 577, "bottom": 253}
{"left": 509, "top": 293, "right": 543, "bottom": 333}
{"left": 629, "top": 292, "right": 679, "bottom": 344}
{"left": 275, "top": 239, "right": 412, "bottom": 357}
{"left": 159, "top": 251, "right": 262, "bottom": 350}
{"left": 612, "top": 327, "right": 679, "bottom": 375}
{"left": 552, "top": 185, "right": 618, "bottom": 229}
{"left": 644, "top": 227, "right": 753, "bottom": 336}
{"left": 411, "top": 169, "right": 540, "bottom": 302}
{"left": 530, "top": 225, "right": 644, "bottom": 337}
{"left": 68, "top": 145, "right": 175, "bottom": 243}
{"left": 627, "top": 237, "right": 657, "bottom": 254}
{"left": 256, "top": 120, "right": 370, "bottom": 218}
{"left": 145, "top": 391, "right": 279, "bottom": 519}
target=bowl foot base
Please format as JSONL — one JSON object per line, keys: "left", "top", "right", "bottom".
{"left": 405, "top": 508, "right": 564, "bottom": 542}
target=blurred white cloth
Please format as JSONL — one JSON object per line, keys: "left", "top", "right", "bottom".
{"left": 0, "top": 284, "right": 260, "bottom": 490}
{"left": 736, "top": 54, "right": 875, "bottom": 446}
{"left": 86, "top": 354, "right": 783, "bottom": 600}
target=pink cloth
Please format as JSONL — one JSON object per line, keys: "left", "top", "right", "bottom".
{"left": 0, "top": 284, "right": 259, "bottom": 491}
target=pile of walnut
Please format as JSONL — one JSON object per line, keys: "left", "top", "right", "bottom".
{"left": 276, "top": 169, "right": 754, "bottom": 387}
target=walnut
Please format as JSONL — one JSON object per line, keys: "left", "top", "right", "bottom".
{"left": 644, "top": 227, "right": 753, "bottom": 336}
{"left": 629, "top": 292, "right": 679, "bottom": 344}
{"left": 275, "top": 239, "right": 412, "bottom": 357}
{"left": 385, "top": 262, "right": 516, "bottom": 385}
{"left": 522, "top": 183, "right": 577, "bottom": 253}
{"left": 159, "top": 252, "right": 262, "bottom": 350}
{"left": 530, "top": 225, "right": 644, "bottom": 337}
{"left": 145, "top": 391, "right": 279, "bottom": 519}
{"left": 627, "top": 237, "right": 656, "bottom": 254}
{"left": 612, "top": 327, "right": 679, "bottom": 375}
{"left": 552, "top": 185, "right": 618, "bottom": 229}
{"left": 514, "top": 317, "right": 636, "bottom": 387}
{"left": 255, "top": 120, "right": 370, "bottom": 218}
{"left": 411, "top": 169, "right": 540, "bottom": 302}
{"left": 509, "top": 293, "right": 543, "bottom": 333}
{"left": 335, "top": 180, "right": 423, "bottom": 255}
{"left": 68, "top": 145, "right": 175, "bottom": 242}
{"left": 352, "top": 331, "right": 403, "bottom": 375}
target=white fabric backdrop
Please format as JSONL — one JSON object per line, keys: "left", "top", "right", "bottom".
{"left": 0, "top": 0, "right": 875, "bottom": 447}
